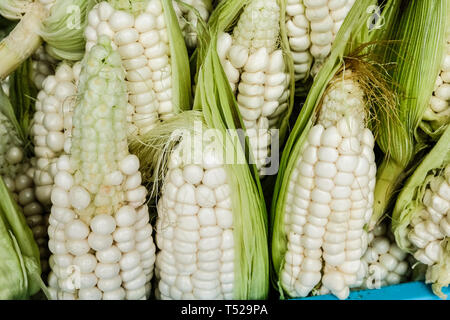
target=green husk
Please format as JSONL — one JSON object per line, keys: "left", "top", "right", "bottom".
{"left": 370, "top": 0, "right": 448, "bottom": 229}
{"left": 0, "top": 84, "right": 23, "bottom": 145}
{"left": 392, "top": 125, "right": 450, "bottom": 299}
{"left": 6, "top": 57, "right": 37, "bottom": 155}
{"left": 161, "top": 0, "right": 192, "bottom": 113}
{"left": 40, "top": 0, "right": 97, "bottom": 61}
{"left": 0, "top": 176, "right": 46, "bottom": 299}
{"left": 270, "top": 0, "right": 400, "bottom": 298}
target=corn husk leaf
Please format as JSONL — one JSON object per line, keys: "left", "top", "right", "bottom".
{"left": 0, "top": 176, "right": 45, "bottom": 299}
{"left": 371, "top": 0, "right": 448, "bottom": 229}
{"left": 6, "top": 57, "right": 37, "bottom": 155}
{"left": 0, "top": 84, "right": 23, "bottom": 144}
{"left": 270, "top": 0, "right": 400, "bottom": 298}
{"left": 40, "top": 0, "right": 97, "bottom": 61}
{"left": 161, "top": 0, "right": 192, "bottom": 112}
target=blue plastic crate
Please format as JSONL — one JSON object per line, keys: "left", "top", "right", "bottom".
{"left": 292, "top": 281, "right": 450, "bottom": 300}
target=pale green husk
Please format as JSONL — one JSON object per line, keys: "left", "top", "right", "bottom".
{"left": 270, "top": 0, "right": 400, "bottom": 298}
{"left": 0, "top": 176, "right": 45, "bottom": 299}
{"left": 40, "top": 0, "right": 97, "bottom": 61}
{"left": 371, "top": 0, "right": 449, "bottom": 229}
{"left": 392, "top": 125, "right": 450, "bottom": 299}
{"left": 5, "top": 57, "right": 37, "bottom": 155}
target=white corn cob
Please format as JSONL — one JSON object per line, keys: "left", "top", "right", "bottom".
{"left": 31, "top": 45, "right": 58, "bottom": 90}
{"left": 217, "top": 0, "right": 290, "bottom": 174}
{"left": 407, "top": 166, "right": 450, "bottom": 266}
{"left": 155, "top": 131, "right": 235, "bottom": 300}
{"left": 0, "top": 111, "right": 49, "bottom": 272}
{"left": 280, "top": 70, "right": 376, "bottom": 300}
{"left": 85, "top": 0, "right": 176, "bottom": 137}
{"left": 47, "top": 38, "right": 155, "bottom": 300}
{"left": 32, "top": 61, "right": 81, "bottom": 207}
{"left": 286, "top": 0, "right": 355, "bottom": 81}
{"left": 423, "top": 32, "right": 450, "bottom": 126}
{"left": 356, "top": 224, "right": 411, "bottom": 290}
{"left": 172, "top": 0, "right": 211, "bottom": 49}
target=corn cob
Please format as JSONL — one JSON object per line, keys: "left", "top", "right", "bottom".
{"left": 154, "top": 128, "right": 238, "bottom": 300}
{"left": 31, "top": 46, "right": 58, "bottom": 91}
{"left": 276, "top": 70, "right": 376, "bottom": 300}
{"left": 285, "top": 0, "right": 355, "bottom": 82}
{"left": 215, "top": 0, "right": 291, "bottom": 175}
{"left": 357, "top": 224, "right": 411, "bottom": 290}
{"left": 84, "top": 0, "right": 191, "bottom": 138}
{"left": 407, "top": 167, "right": 450, "bottom": 267}
{"left": 46, "top": 37, "right": 155, "bottom": 300}
{"left": 32, "top": 61, "right": 81, "bottom": 207}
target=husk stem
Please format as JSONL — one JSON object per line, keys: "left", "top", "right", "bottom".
{"left": 270, "top": 0, "right": 401, "bottom": 298}
{"left": 371, "top": 0, "right": 448, "bottom": 229}
{"left": 0, "top": 2, "right": 46, "bottom": 80}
